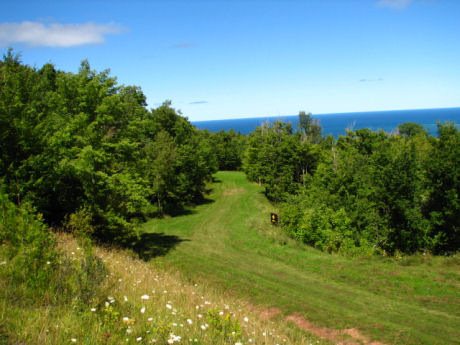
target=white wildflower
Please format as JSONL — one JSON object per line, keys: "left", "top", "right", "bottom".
{"left": 167, "top": 334, "right": 181, "bottom": 344}
{"left": 70, "top": 339, "right": 77, "bottom": 343}
{"left": 244, "top": 317, "right": 249, "bottom": 322}
{"left": 90, "top": 307, "right": 96, "bottom": 312}
{"left": 140, "top": 307, "right": 146, "bottom": 314}
{"left": 187, "top": 319, "right": 193, "bottom": 325}
{"left": 124, "top": 296, "right": 128, "bottom": 302}
{"left": 136, "top": 337, "right": 142, "bottom": 342}
{"left": 166, "top": 304, "right": 172, "bottom": 309}
{"left": 141, "top": 294, "right": 150, "bottom": 300}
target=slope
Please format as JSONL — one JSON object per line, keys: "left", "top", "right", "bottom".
{"left": 142, "top": 171, "right": 460, "bottom": 345}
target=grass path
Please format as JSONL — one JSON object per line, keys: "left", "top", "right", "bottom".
{"left": 143, "top": 171, "right": 460, "bottom": 345}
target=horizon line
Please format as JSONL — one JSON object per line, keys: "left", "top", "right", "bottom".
{"left": 192, "top": 106, "right": 460, "bottom": 123}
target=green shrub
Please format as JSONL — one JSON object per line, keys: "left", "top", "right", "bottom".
{"left": 0, "top": 190, "right": 106, "bottom": 306}
{"left": 0, "top": 191, "right": 57, "bottom": 299}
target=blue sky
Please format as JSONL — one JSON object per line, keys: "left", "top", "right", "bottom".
{"left": 1, "top": 0, "right": 459, "bottom": 121}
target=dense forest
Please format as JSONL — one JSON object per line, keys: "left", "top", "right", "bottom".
{"left": 0, "top": 50, "right": 218, "bottom": 243}
{"left": 243, "top": 114, "right": 460, "bottom": 255}
{"left": 1, "top": 51, "right": 459, "bottom": 256}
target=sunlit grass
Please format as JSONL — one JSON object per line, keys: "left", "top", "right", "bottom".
{"left": 1, "top": 233, "right": 327, "bottom": 345}
{"left": 143, "top": 171, "right": 460, "bottom": 345}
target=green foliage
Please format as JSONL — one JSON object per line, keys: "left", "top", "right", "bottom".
{"left": 274, "top": 120, "right": 460, "bottom": 255}
{"left": 205, "top": 309, "right": 242, "bottom": 343}
{"left": 203, "top": 129, "right": 247, "bottom": 170}
{"left": 0, "top": 190, "right": 105, "bottom": 306}
{"left": 0, "top": 53, "right": 218, "bottom": 243}
{"left": 101, "top": 304, "right": 121, "bottom": 326}
{"left": 243, "top": 119, "right": 321, "bottom": 202}
{"left": 398, "top": 122, "right": 427, "bottom": 137}
{"left": 64, "top": 207, "right": 96, "bottom": 237}
{"left": 298, "top": 111, "right": 322, "bottom": 144}
{"left": 426, "top": 122, "right": 460, "bottom": 253}
{"left": 0, "top": 190, "right": 57, "bottom": 297}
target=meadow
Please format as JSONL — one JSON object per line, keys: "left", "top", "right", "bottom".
{"left": 1, "top": 171, "right": 459, "bottom": 345}
{"left": 0, "top": 231, "right": 327, "bottom": 345}
{"left": 142, "top": 171, "right": 460, "bottom": 345}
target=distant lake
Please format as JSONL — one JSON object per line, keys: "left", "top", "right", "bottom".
{"left": 192, "top": 107, "right": 460, "bottom": 137}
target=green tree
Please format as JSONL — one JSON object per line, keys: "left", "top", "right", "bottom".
{"left": 426, "top": 122, "right": 460, "bottom": 253}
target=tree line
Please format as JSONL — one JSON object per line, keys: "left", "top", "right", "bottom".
{"left": 2, "top": 50, "right": 458, "bottom": 256}
{"left": 243, "top": 113, "right": 459, "bottom": 255}
{"left": 0, "top": 50, "right": 220, "bottom": 243}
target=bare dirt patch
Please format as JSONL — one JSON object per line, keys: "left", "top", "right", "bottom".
{"left": 223, "top": 188, "right": 245, "bottom": 196}
{"left": 285, "top": 313, "right": 387, "bottom": 345}
{"left": 260, "top": 308, "right": 282, "bottom": 320}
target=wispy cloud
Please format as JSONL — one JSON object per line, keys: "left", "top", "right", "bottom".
{"left": 376, "top": 0, "right": 413, "bottom": 10}
{"left": 359, "top": 78, "right": 384, "bottom": 82}
{"left": 189, "top": 101, "right": 208, "bottom": 105}
{"left": 172, "top": 42, "right": 195, "bottom": 49}
{"left": 0, "top": 21, "right": 124, "bottom": 47}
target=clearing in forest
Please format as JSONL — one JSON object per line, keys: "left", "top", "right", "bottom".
{"left": 143, "top": 171, "right": 460, "bottom": 345}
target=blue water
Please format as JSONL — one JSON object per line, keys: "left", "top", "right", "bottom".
{"left": 193, "top": 107, "right": 460, "bottom": 137}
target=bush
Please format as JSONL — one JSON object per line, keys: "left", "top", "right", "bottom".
{"left": 0, "top": 191, "right": 57, "bottom": 298}
{"left": 0, "top": 190, "right": 105, "bottom": 305}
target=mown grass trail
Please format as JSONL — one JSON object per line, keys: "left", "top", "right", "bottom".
{"left": 143, "top": 171, "right": 460, "bottom": 345}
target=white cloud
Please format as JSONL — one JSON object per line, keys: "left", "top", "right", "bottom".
{"left": 0, "top": 21, "right": 124, "bottom": 47}
{"left": 377, "top": 0, "right": 413, "bottom": 10}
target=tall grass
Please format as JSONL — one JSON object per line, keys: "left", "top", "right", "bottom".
{"left": 1, "top": 229, "right": 327, "bottom": 344}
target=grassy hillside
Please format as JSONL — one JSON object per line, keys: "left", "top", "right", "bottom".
{"left": 1, "top": 232, "right": 326, "bottom": 345}
{"left": 143, "top": 171, "right": 460, "bottom": 345}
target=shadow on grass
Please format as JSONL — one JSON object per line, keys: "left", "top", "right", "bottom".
{"left": 163, "top": 197, "right": 215, "bottom": 217}
{"left": 212, "top": 177, "right": 222, "bottom": 183}
{"left": 131, "top": 232, "right": 189, "bottom": 261}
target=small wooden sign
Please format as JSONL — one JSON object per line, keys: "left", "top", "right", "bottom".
{"left": 271, "top": 213, "right": 278, "bottom": 224}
